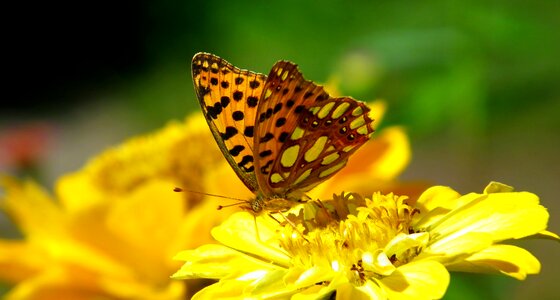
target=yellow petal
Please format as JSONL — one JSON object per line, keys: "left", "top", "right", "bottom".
{"left": 430, "top": 191, "right": 548, "bottom": 242}
{"left": 337, "top": 281, "right": 386, "bottom": 300}
{"left": 175, "top": 246, "right": 296, "bottom": 299}
{"left": 367, "top": 100, "right": 387, "bottom": 125}
{"left": 211, "top": 212, "right": 291, "bottom": 267}
{"left": 177, "top": 197, "right": 231, "bottom": 249}
{"left": 413, "top": 185, "right": 461, "bottom": 228}
{"left": 415, "top": 186, "right": 462, "bottom": 211}
{"left": 1, "top": 176, "right": 64, "bottom": 237}
{"left": 2, "top": 261, "right": 183, "bottom": 300}
{"left": 446, "top": 244, "right": 541, "bottom": 280}
{"left": 191, "top": 276, "right": 297, "bottom": 300}
{"left": 250, "top": 269, "right": 303, "bottom": 297}
{"left": 532, "top": 230, "right": 560, "bottom": 241}
{"left": 202, "top": 161, "right": 253, "bottom": 201}
{"left": 56, "top": 172, "right": 106, "bottom": 213}
{"left": 1, "top": 179, "right": 180, "bottom": 298}
{"left": 385, "top": 232, "right": 430, "bottom": 261}
{"left": 56, "top": 114, "right": 221, "bottom": 214}
{"left": 483, "top": 181, "right": 514, "bottom": 194}
{"left": 105, "top": 179, "right": 184, "bottom": 252}
{"left": 173, "top": 244, "right": 278, "bottom": 280}
{"left": 2, "top": 269, "right": 75, "bottom": 300}
{"left": 0, "top": 240, "right": 43, "bottom": 283}
{"left": 335, "top": 126, "right": 410, "bottom": 181}
{"left": 362, "top": 126, "right": 411, "bottom": 181}
{"left": 0, "top": 113, "right": 231, "bottom": 300}
{"left": 372, "top": 251, "right": 396, "bottom": 276}
{"left": 291, "top": 265, "right": 335, "bottom": 289}
{"left": 191, "top": 279, "right": 250, "bottom": 300}
{"left": 380, "top": 260, "right": 449, "bottom": 300}
{"left": 291, "top": 284, "right": 337, "bottom": 300}
{"left": 421, "top": 232, "right": 493, "bottom": 263}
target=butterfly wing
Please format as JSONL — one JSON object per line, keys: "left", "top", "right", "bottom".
{"left": 192, "top": 53, "right": 267, "bottom": 193}
{"left": 253, "top": 61, "right": 375, "bottom": 198}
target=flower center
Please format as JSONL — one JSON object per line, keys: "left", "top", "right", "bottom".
{"left": 278, "top": 193, "right": 422, "bottom": 285}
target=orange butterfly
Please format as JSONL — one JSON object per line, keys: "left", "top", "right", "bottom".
{"left": 192, "top": 53, "right": 374, "bottom": 213}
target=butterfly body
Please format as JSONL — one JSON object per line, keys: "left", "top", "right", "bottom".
{"left": 191, "top": 52, "right": 374, "bottom": 213}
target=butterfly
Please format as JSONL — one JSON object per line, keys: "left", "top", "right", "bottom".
{"left": 191, "top": 52, "right": 374, "bottom": 213}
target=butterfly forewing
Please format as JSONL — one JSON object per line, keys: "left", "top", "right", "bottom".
{"left": 254, "top": 61, "right": 375, "bottom": 198}
{"left": 192, "top": 53, "right": 267, "bottom": 192}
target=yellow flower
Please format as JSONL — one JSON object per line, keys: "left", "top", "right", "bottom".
{"left": 0, "top": 94, "right": 417, "bottom": 299}
{"left": 0, "top": 115, "right": 231, "bottom": 299}
{"left": 173, "top": 182, "right": 558, "bottom": 299}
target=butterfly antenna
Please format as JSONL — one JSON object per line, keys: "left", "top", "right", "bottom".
{"left": 173, "top": 187, "right": 249, "bottom": 210}
{"left": 174, "top": 187, "right": 245, "bottom": 201}
{"left": 216, "top": 201, "right": 250, "bottom": 210}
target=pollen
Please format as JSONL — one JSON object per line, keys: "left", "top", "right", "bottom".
{"left": 277, "top": 192, "right": 423, "bottom": 286}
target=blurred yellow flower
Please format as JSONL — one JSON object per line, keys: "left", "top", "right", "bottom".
{"left": 173, "top": 182, "right": 558, "bottom": 299}
{"left": 0, "top": 115, "right": 232, "bottom": 299}
{"left": 0, "top": 83, "right": 419, "bottom": 299}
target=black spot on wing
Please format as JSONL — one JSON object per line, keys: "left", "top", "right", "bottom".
{"left": 273, "top": 103, "right": 282, "bottom": 113}
{"left": 238, "top": 155, "right": 254, "bottom": 171}
{"left": 232, "top": 111, "right": 244, "bottom": 121}
{"left": 260, "top": 160, "right": 273, "bottom": 175}
{"left": 260, "top": 132, "right": 274, "bottom": 143}
{"left": 278, "top": 132, "right": 289, "bottom": 143}
{"left": 220, "top": 126, "right": 238, "bottom": 141}
{"left": 249, "top": 80, "right": 260, "bottom": 89}
{"left": 228, "top": 145, "right": 245, "bottom": 157}
{"left": 259, "top": 150, "right": 272, "bottom": 158}
{"left": 199, "top": 86, "right": 210, "bottom": 97}
{"left": 247, "top": 96, "right": 258, "bottom": 107}
{"left": 275, "top": 117, "right": 286, "bottom": 127}
{"left": 220, "top": 96, "right": 230, "bottom": 108}
{"left": 244, "top": 126, "right": 254, "bottom": 137}
{"left": 233, "top": 91, "right": 243, "bottom": 101}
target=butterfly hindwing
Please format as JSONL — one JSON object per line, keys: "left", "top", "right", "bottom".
{"left": 254, "top": 61, "right": 375, "bottom": 197}
{"left": 192, "top": 53, "right": 267, "bottom": 192}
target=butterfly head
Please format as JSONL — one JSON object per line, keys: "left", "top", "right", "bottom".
{"left": 244, "top": 194, "right": 302, "bottom": 214}
{"left": 247, "top": 197, "right": 265, "bottom": 213}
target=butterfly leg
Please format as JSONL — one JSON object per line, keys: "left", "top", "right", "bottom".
{"left": 268, "top": 211, "right": 309, "bottom": 243}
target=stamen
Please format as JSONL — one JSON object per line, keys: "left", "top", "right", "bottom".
{"left": 276, "top": 192, "right": 422, "bottom": 285}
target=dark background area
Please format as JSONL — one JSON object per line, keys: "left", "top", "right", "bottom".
{"left": 5, "top": 1, "right": 145, "bottom": 111}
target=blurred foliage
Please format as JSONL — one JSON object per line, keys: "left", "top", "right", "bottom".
{"left": 111, "top": 0, "right": 560, "bottom": 139}
{"left": 5, "top": 0, "right": 559, "bottom": 136}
